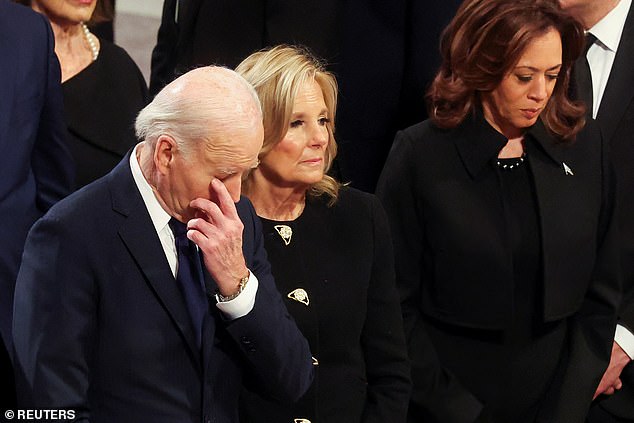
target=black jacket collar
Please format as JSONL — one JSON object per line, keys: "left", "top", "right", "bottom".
{"left": 453, "top": 109, "right": 567, "bottom": 179}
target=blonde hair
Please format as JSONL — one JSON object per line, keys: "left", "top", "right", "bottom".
{"left": 236, "top": 45, "right": 341, "bottom": 204}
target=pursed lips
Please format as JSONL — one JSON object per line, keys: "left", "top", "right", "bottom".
{"left": 300, "top": 157, "right": 323, "bottom": 164}
{"left": 520, "top": 107, "right": 542, "bottom": 119}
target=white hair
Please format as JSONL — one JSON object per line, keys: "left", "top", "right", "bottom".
{"left": 135, "top": 66, "right": 262, "bottom": 159}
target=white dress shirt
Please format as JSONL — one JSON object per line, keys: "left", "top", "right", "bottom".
{"left": 129, "top": 144, "right": 258, "bottom": 320}
{"left": 586, "top": 0, "right": 634, "bottom": 359}
{"left": 586, "top": 0, "right": 631, "bottom": 118}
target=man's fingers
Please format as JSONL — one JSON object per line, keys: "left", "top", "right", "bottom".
{"left": 210, "top": 178, "right": 239, "bottom": 218}
{"left": 190, "top": 197, "right": 223, "bottom": 223}
{"left": 186, "top": 216, "right": 215, "bottom": 240}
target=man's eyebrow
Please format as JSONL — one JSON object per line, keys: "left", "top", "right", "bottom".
{"left": 216, "top": 160, "right": 259, "bottom": 175}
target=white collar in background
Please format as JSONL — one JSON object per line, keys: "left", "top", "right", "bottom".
{"left": 589, "top": 0, "right": 631, "bottom": 52}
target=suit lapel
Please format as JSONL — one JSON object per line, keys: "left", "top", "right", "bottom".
{"left": 596, "top": 4, "right": 634, "bottom": 142}
{"left": 108, "top": 156, "right": 201, "bottom": 364}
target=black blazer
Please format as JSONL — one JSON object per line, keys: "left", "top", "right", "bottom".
{"left": 12, "top": 154, "right": 313, "bottom": 423}
{"left": 376, "top": 113, "right": 620, "bottom": 423}
{"left": 588, "top": 2, "right": 634, "bottom": 418}
{"left": 240, "top": 188, "right": 411, "bottom": 422}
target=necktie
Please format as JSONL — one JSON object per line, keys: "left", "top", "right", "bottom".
{"left": 169, "top": 218, "right": 208, "bottom": 348}
{"left": 574, "top": 32, "right": 597, "bottom": 116}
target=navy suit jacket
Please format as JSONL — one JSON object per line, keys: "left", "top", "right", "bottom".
{"left": 12, "top": 154, "right": 313, "bottom": 422}
{"left": 0, "top": 1, "right": 73, "bottom": 358}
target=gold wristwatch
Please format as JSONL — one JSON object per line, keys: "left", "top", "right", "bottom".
{"left": 216, "top": 271, "right": 249, "bottom": 302}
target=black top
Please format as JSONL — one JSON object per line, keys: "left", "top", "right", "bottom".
{"left": 240, "top": 187, "right": 411, "bottom": 423}
{"left": 63, "top": 39, "right": 148, "bottom": 189}
{"left": 497, "top": 157, "right": 541, "bottom": 340}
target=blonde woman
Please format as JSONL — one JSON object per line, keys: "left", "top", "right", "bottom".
{"left": 236, "top": 46, "right": 410, "bottom": 423}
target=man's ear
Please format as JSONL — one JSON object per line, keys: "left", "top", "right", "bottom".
{"left": 154, "top": 135, "right": 176, "bottom": 174}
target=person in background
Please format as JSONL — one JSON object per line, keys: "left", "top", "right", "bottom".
{"left": 559, "top": 1, "right": 634, "bottom": 421}
{"left": 377, "top": 0, "right": 621, "bottom": 422}
{"left": 12, "top": 66, "right": 313, "bottom": 423}
{"left": 17, "top": 0, "right": 148, "bottom": 189}
{"left": 0, "top": 0, "right": 74, "bottom": 409}
{"left": 236, "top": 45, "right": 411, "bottom": 423}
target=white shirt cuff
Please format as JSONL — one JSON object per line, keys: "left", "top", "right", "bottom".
{"left": 615, "top": 324, "right": 634, "bottom": 359}
{"left": 214, "top": 270, "right": 258, "bottom": 320}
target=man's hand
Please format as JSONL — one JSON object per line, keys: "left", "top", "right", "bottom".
{"left": 593, "top": 341, "right": 632, "bottom": 399}
{"left": 187, "top": 178, "right": 248, "bottom": 297}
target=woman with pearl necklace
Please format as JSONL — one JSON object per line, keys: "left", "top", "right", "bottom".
{"left": 16, "top": 0, "right": 149, "bottom": 189}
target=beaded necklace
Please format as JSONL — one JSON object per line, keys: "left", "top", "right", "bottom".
{"left": 81, "top": 22, "right": 99, "bottom": 61}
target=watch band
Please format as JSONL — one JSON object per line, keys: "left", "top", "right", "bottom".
{"left": 216, "top": 271, "right": 249, "bottom": 302}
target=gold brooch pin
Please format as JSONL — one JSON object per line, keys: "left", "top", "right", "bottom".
{"left": 288, "top": 288, "right": 309, "bottom": 306}
{"left": 274, "top": 225, "right": 292, "bottom": 245}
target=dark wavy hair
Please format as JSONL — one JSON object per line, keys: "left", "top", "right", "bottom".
{"left": 428, "top": 0, "right": 586, "bottom": 140}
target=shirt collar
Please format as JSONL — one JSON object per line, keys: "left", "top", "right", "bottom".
{"left": 129, "top": 144, "right": 172, "bottom": 235}
{"left": 589, "top": 0, "right": 631, "bottom": 52}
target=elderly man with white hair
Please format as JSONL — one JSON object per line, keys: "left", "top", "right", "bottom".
{"left": 12, "top": 66, "right": 314, "bottom": 423}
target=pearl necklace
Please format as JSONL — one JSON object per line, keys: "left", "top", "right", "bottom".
{"left": 496, "top": 153, "right": 527, "bottom": 170}
{"left": 81, "top": 23, "right": 99, "bottom": 62}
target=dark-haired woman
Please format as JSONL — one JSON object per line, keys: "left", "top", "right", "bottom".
{"left": 376, "top": 0, "right": 620, "bottom": 422}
